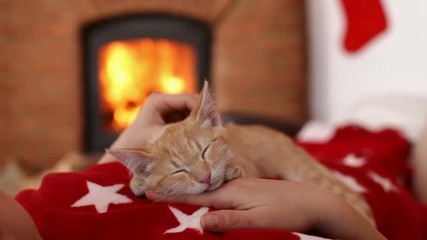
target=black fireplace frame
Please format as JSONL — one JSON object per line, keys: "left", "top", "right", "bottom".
{"left": 82, "top": 15, "right": 211, "bottom": 153}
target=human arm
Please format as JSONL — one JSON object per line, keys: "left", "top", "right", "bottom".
{"left": 413, "top": 123, "right": 427, "bottom": 205}
{"left": 146, "top": 178, "right": 386, "bottom": 240}
{"left": 0, "top": 190, "right": 43, "bottom": 240}
{"left": 99, "top": 93, "right": 198, "bottom": 163}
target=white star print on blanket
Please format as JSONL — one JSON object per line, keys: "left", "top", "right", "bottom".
{"left": 294, "top": 232, "right": 332, "bottom": 240}
{"left": 342, "top": 153, "right": 366, "bottom": 167}
{"left": 164, "top": 206, "right": 209, "bottom": 235}
{"left": 368, "top": 171, "right": 398, "bottom": 193}
{"left": 71, "top": 181, "right": 132, "bottom": 213}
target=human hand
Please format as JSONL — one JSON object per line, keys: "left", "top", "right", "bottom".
{"left": 147, "top": 178, "right": 321, "bottom": 232}
{"left": 99, "top": 93, "right": 198, "bottom": 163}
{"left": 147, "top": 178, "right": 386, "bottom": 240}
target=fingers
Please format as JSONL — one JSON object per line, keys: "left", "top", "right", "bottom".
{"left": 142, "top": 93, "right": 198, "bottom": 124}
{"left": 149, "top": 93, "right": 198, "bottom": 113}
{"left": 147, "top": 179, "right": 266, "bottom": 208}
{"left": 145, "top": 190, "right": 235, "bottom": 209}
{"left": 201, "top": 210, "right": 255, "bottom": 232}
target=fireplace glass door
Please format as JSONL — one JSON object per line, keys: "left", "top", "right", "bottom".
{"left": 83, "top": 15, "right": 211, "bottom": 152}
{"left": 99, "top": 38, "right": 196, "bottom": 131}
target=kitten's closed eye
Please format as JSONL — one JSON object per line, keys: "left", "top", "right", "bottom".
{"left": 171, "top": 169, "right": 187, "bottom": 175}
{"left": 201, "top": 144, "right": 211, "bottom": 160}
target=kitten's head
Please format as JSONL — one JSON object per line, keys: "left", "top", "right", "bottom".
{"left": 107, "top": 82, "right": 231, "bottom": 197}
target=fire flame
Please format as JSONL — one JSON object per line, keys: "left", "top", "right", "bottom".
{"left": 99, "top": 39, "right": 196, "bottom": 131}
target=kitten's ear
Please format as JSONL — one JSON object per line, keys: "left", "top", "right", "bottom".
{"left": 190, "top": 81, "right": 222, "bottom": 127}
{"left": 106, "top": 149, "right": 153, "bottom": 176}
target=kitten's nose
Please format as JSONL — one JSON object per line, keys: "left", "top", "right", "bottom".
{"left": 198, "top": 172, "right": 211, "bottom": 185}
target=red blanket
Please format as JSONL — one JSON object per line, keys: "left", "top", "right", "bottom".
{"left": 16, "top": 125, "right": 427, "bottom": 240}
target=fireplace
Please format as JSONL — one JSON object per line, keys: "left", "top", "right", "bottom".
{"left": 82, "top": 15, "right": 211, "bottom": 152}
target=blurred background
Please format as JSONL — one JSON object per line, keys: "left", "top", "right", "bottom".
{"left": 1, "top": 0, "right": 427, "bottom": 193}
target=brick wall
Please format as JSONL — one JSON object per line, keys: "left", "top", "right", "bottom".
{"left": 0, "top": 0, "right": 307, "bottom": 169}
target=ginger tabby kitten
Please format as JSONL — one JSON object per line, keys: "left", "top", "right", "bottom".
{"left": 107, "top": 82, "right": 375, "bottom": 226}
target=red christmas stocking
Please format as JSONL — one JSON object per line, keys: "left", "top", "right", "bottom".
{"left": 339, "top": 0, "right": 388, "bottom": 52}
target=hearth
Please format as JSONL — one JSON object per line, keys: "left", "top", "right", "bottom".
{"left": 82, "top": 15, "right": 211, "bottom": 152}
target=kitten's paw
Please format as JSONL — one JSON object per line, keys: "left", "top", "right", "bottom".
{"left": 225, "top": 165, "right": 242, "bottom": 181}
{"left": 130, "top": 178, "right": 146, "bottom": 196}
